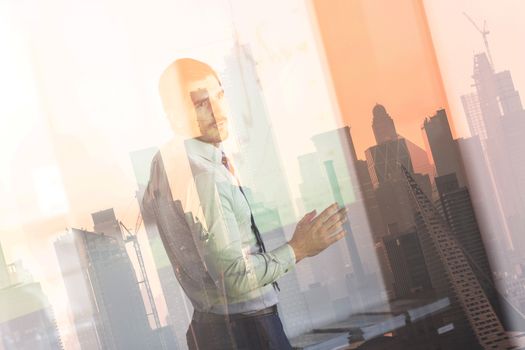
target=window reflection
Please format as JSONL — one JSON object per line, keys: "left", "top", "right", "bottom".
{"left": 1, "top": 0, "right": 525, "bottom": 349}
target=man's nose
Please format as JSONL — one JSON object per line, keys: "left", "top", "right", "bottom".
{"left": 210, "top": 100, "right": 226, "bottom": 121}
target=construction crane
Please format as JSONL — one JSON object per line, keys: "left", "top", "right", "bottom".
{"left": 119, "top": 220, "right": 167, "bottom": 350}
{"left": 463, "top": 12, "right": 495, "bottom": 69}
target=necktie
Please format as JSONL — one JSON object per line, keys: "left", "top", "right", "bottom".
{"left": 221, "top": 152, "right": 279, "bottom": 291}
{"left": 221, "top": 152, "right": 266, "bottom": 253}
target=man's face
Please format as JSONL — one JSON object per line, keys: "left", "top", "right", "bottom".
{"left": 188, "top": 75, "right": 229, "bottom": 144}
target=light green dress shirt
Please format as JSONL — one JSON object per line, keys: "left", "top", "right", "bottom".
{"left": 144, "top": 138, "right": 296, "bottom": 315}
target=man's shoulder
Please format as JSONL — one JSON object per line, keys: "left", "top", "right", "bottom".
{"left": 142, "top": 146, "right": 172, "bottom": 209}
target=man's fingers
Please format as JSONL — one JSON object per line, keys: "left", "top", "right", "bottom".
{"left": 326, "top": 228, "right": 346, "bottom": 244}
{"left": 311, "top": 203, "right": 339, "bottom": 229}
{"left": 326, "top": 224, "right": 345, "bottom": 238}
{"left": 313, "top": 207, "right": 347, "bottom": 236}
{"left": 323, "top": 207, "right": 347, "bottom": 228}
{"left": 325, "top": 220, "right": 347, "bottom": 236}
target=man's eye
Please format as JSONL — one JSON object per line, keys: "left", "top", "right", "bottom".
{"left": 196, "top": 99, "right": 210, "bottom": 109}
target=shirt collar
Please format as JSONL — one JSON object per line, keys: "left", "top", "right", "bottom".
{"left": 184, "top": 138, "right": 223, "bottom": 164}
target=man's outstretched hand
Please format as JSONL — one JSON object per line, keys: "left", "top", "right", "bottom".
{"left": 288, "top": 203, "right": 348, "bottom": 263}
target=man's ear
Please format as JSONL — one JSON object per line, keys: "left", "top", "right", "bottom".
{"left": 166, "top": 108, "right": 202, "bottom": 139}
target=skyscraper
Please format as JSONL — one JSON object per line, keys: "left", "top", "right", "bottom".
{"left": 55, "top": 224, "right": 168, "bottom": 350}
{"left": 0, "top": 241, "right": 10, "bottom": 289}
{"left": 404, "top": 137, "right": 435, "bottom": 180}
{"left": 461, "top": 52, "right": 525, "bottom": 252}
{"left": 366, "top": 105, "right": 432, "bottom": 236}
{"left": 91, "top": 208, "right": 123, "bottom": 240}
{"left": 456, "top": 136, "right": 510, "bottom": 258}
{"left": 353, "top": 159, "right": 385, "bottom": 243}
{"left": 383, "top": 230, "right": 432, "bottom": 299}
{"left": 311, "top": 127, "right": 366, "bottom": 279}
{"left": 297, "top": 152, "right": 333, "bottom": 213}
{"left": 130, "top": 147, "right": 189, "bottom": 349}
{"left": 0, "top": 282, "right": 63, "bottom": 350}
{"left": 0, "top": 243, "right": 62, "bottom": 350}
{"left": 372, "top": 104, "right": 398, "bottom": 144}
{"left": 402, "top": 166, "right": 511, "bottom": 349}
{"left": 422, "top": 109, "right": 467, "bottom": 187}
{"left": 222, "top": 43, "right": 296, "bottom": 229}
{"left": 469, "top": 53, "right": 502, "bottom": 140}
{"left": 297, "top": 131, "right": 360, "bottom": 286}
{"left": 461, "top": 92, "right": 487, "bottom": 141}
{"left": 434, "top": 173, "right": 505, "bottom": 322}
{"left": 468, "top": 53, "right": 525, "bottom": 139}
{"left": 365, "top": 137, "right": 412, "bottom": 189}
{"left": 434, "top": 174, "right": 493, "bottom": 277}
{"left": 306, "top": 127, "right": 386, "bottom": 311}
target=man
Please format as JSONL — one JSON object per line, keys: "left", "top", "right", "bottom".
{"left": 143, "top": 58, "right": 348, "bottom": 349}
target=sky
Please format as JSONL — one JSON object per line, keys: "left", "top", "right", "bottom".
{"left": 311, "top": 0, "right": 449, "bottom": 158}
{"left": 0, "top": 0, "right": 524, "bottom": 347}
{"left": 423, "top": 0, "right": 525, "bottom": 140}
{"left": 310, "top": 0, "right": 525, "bottom": 158}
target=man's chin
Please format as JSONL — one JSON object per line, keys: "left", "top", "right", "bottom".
{"left": 219, "top": 130, "right": 229, "bottom": 141}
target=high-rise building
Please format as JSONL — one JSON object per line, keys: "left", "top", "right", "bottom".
{"left": 91, "top": 208, "right": 123, "bottom": 240}
{"left": 55, "top": 225, "right": 168, "bottom": 350}
{"left": 422, "top": 109, "right": 467, "bottom": 187}
{"left": 365, "top": 136, "right": 433, "bottom": 235}
{"left": 311, "top": 127, "right": 366, "bottom": 279}
{"left": 435, "top": 174, "right": 493, "bottom": 276}
{"left": 54, "top": 231, "right": 102, "bottom": 349}
{"left": 372, "top": 104, "right": 398, "bottom": 144}
{"left": 434, "top": 173, "right": 504, "bottom": 319}
{"left": 498, "top": 73, "right": 525, "bottom": 243}
{"left": 365, "top": 137, "right": 412, "bottom": 189}
{"left": 402, "top": 166, "right": 512, "bottom": 349}
{"left": 0, "top": 244, "right": 62, "bottom": 350}
{"left": 461, "top": 52, "right": 525, "bottom": 253}
{"left": 130, "top": 147, "right": 194, "bottom": 350}
{"left": 297, "top": 152, "right": 333, "bottom": 213}
{"left": 383, "top": 230, "right": 432, "bottom": 299}
{"left": 456, "top": 136, "right": 511, "bottom": 260}
{"left": 308, "top": 127, "right": 386, "bottom": 310}
{"left": 362, "top": 105, "right": 436, "bottom": 300}
{"left": 471, "top": 54, "right": 502, "bottom": 139}
{"left": 404, "top": 137, "right": 435, "bottom": 180}
{"left": 468, "top": 53, "right": 524, "bottom": 140}
{"left": 353, "top": 159, "right": 385, "bottom": 242}
{"left": 461, "top": 92, "right": 487, "bottom": 141}
{"left": 0, "top": 242, "right": 10, "bottom": 289}
{"left": 0, "top": 282, "right": 63, "bottom": 350}
{"left": 222, "top": 43, "right": 296, "bottom": 229}
{"left": 295, "top": 127, "right": 387, "bottom": 320}
{"left": 296, "top": 135, "right": 360, "bottom": 287}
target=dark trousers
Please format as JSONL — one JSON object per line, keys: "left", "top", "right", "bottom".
{"left": 186, "top": 310, "right": 293, "bottom": 350}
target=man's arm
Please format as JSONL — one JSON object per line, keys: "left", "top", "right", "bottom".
{"left": 194, "top": 172, "right": 348, "bottom": 299}
{"left": 194, "top": 172, "right": 294, "bottom": 298}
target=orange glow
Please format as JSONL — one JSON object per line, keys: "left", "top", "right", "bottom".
{"left": 309, "top": 0, "right": 451, "bottom": 158}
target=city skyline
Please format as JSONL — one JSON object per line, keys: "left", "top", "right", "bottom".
{"left": 1, "top": 1, "right": 525, "bottom": 348}
{"left": 23, "top": 95, "right": 520, "bottom": 348}
{"left": 3, "top": 72, "right": 524, "bottom": 350}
